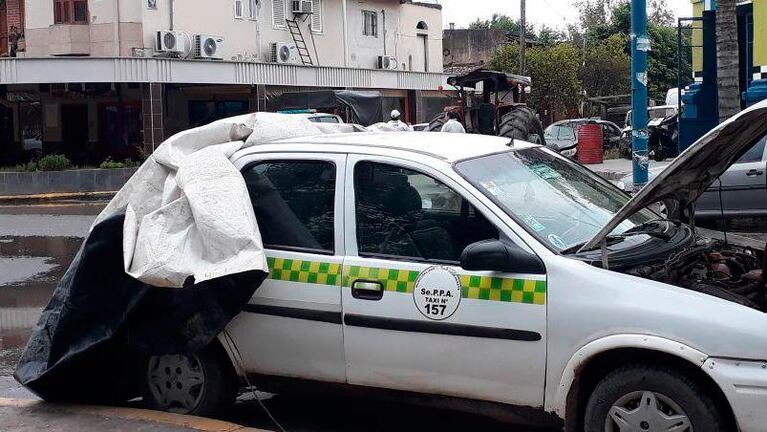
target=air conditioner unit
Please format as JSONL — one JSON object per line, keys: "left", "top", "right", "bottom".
{"left": 270, "top": 42, "right": 299, "bottom": 64}
{"left": 377, "top": 55, "right": 398, "bottom": 70}
{"left": 291, "top": 0, "right": 313, "bottom": 14}
{"left": 155, "top": 30, "right": 190, "bottom": 54}
{"left": 195, "top": 34, "right": 225, "bottom": 59}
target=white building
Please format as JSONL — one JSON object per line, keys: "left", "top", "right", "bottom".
{"left": 0, "top": 0, "right": 451, "bottom": 166}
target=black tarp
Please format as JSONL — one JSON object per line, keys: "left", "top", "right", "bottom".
{"left": 14, "top": 212, "right": 266, "bottom": 402}
{"left": 269, "top": 90, "right": 384, "bottom": 126}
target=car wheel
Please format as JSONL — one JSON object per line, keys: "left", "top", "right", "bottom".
{"left": 584, "top": 365, "right": 724, "bottom": 432}
{"left": 143, "top": 344, "right": 237, "bottom": 416}
{"left": 427, "top": 113, "right": 448, "bottom": 132}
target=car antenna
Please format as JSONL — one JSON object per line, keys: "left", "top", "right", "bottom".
{"left": 507, "top": 138, "right": 515, "bottom": 147}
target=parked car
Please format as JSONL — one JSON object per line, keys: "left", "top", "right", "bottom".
{"left": 623, "top": 105, "right": 679, "bottom": 132}
{"left": 618, "top": 133, "right": 767, "bottom": 219}
{"left": 145, "top": 102, "right": 767, "bottom": 432}
{"left": 544, "top": 118, "right": 627, "bottom": 158}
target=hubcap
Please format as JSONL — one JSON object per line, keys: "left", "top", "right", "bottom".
{"left": 605, "top": 391, "right": 692, "bottom": 432}
{"left": 147, "top": 354, "right": 205, "bottom": 414}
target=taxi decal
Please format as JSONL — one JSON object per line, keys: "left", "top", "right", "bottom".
{"left": 343, "top": 265, "right": 546, "bottom": 305}
{"left": 267, "top": 257, "right": 341, "bottom": 286}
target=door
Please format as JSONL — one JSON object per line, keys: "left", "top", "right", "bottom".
{"left": 341, "top": 155, "right": 547, "bottom": 406}
{"left": 697, "top": 135, "right": 767, "bottom": 217}
{"left": 61, "top": 104, "right": 89, "bottom": 164}
{"left": 225, "top": 154, "right": 348, "bottom": 383}
{"left": 416, "top": 34, "right": 428, "bottom": 72}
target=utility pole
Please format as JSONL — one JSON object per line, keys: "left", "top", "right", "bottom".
{"left": 631, "top": 0, "right": 649, "bottom": 191}
{"left": 519, "top": 0, "right": 526, "bottom": 75}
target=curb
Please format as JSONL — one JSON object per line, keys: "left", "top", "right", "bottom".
{"left": 0, "top": 191, "right": 116, "bottom": 204}
{"left": 0, "top": 398, "right": 269, "bottom": 432}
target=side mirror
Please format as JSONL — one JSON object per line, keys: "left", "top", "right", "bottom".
{"left": 460, "top": 240, "right": 545, "bottom": 274}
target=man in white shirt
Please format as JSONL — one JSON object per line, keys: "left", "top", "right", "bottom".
{"left": 440, "top": 111, "right": 466, "bottom": 133}
{"left": 387, "top": 110, "right": 411, "bottom": 131}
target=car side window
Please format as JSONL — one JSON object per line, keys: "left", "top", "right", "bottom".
{"left": 242, "top": 160, "right": 335, "bottom": 254}
{"left": 737, "top": 136, "right": 767, "bottom": 163}
{"left": 560, "top": 125, "right": 576, "bottom": 140}
{"left": 354, "top": 161, "right": 499, "bottom": 263}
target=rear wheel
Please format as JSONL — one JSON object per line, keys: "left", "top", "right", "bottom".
{"left": 499, "top": 107, "right": 546, "bottom": 144}
{"left": 584, "top": 364, "right": 724, "bottom": 432}
{"left": 427, "top": 113, "right": 448, "bottom": 132}
{"left": 143, "top": 344, "right": 238, "bottom": 416}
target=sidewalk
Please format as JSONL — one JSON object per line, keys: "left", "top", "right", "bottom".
{"left": 584, "top": 158, "right": 673, "bottom": 180}
{"left": 0, "top": 398, "right": 269, "bottom": 432}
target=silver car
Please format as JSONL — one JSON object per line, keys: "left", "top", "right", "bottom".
{"left": 619, "top": 133, "right": 767, "bottom": 218}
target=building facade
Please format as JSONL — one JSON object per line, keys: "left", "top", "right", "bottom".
{"left": 0, "top": 0, "right": 451, "bottom": 166}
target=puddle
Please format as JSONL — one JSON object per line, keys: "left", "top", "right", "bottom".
{"left": 0, "top": 236, "right": 83, "bottom": 375}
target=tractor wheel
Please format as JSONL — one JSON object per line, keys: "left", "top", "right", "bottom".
{"left": 427, "top": 113, "right": 448, "bottom": 132}
{"left": 499, "top": 107, "right": 546, "bottom": 144}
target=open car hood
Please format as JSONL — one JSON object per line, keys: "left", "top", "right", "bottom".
{"left": 580, "top": 100, "right": 767, "bottom": 252}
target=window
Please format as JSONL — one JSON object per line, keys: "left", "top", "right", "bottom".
{"left": 234, "top": 0, "right": 244, "bottom": 18}
{"left": 243, "top": 161, "right": 336, "bottom": 253}
{"left": 354, "top": 162, "right": 498, "bottom": 263}
{"left": 737, "top": 135, "right": 767, "bottom": 163}
{"left": 54, "top": 0, "right": 88, "bottom": 24}
{"left": 272, "top": 0, "right": 286, "bottom": 28}
{"left": 310, "top": 0, "right": 322, "bottom": 32}
{"left": 362, "top": 10, "right": 377, "bottom": 37}
{"left": 249, "top": 0, "right": 258, "bottom": 19}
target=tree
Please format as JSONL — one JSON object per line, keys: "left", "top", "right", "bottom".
{"left": 581, "top": 34, "right": 631, "bottom": 98}
{"left": 716, "top": 0, "right": 741, "bottom": 121}
{"left": 492, "top": 43, "right": 582, "bottom": 122}
{"left": 468, "top": 13, "right": 534, "bottom": 35}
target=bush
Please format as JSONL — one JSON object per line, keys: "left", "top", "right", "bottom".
{"left": 0, "top": 161, "right": 37, "bottom": 172}
{"left": 99, "top": 157, "right": 141, "bottom": 169}
{"left": 37, "top": 154, "right": 72, "bottom": 171}
{"left": 99, "top": 157, "right": 127, "bottom": 169}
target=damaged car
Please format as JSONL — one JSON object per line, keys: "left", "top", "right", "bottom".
{"left": 52, "top": 104, "right": 767, "bottom": 431}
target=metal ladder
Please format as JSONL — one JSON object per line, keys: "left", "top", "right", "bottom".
{"left": 285, "top": 19, "right": 314, "bottom": 66}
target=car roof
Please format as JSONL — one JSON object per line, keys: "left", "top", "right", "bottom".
{"left": 271, "top": 131, "right": 538, "bottom": 163}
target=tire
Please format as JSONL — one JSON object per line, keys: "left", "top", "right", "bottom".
{"left": 143, "top": 344, "right": 238, "bottom": 417}
{"left": 584, "top": 364, "right": 724, "bottom": 432}
{"left": 498, "top": 106, "right": 546, "bottom": 144}
{"left": 428, "top": 113, "right": 447, "bottom": 132}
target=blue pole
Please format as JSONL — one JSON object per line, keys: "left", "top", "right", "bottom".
{"left": 631, "top": 0, "right": 649, "bottom": 191}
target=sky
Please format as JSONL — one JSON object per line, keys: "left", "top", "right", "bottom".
{"left": 439, "top": 0, "right": 694, "bottom": 30}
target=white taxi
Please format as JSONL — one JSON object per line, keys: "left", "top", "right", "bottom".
{"left": 144, "top": 102, "right": 767, "bottom": 432}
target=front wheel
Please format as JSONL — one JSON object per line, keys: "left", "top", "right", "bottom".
{"left": 584, "top": 365, "right": 725, "bottom": 432}
{"left": 143, "top": 344, "right": 238, "bottom": 416}
{"left": 427, "top": 113, "right": 448, "bottom": 132}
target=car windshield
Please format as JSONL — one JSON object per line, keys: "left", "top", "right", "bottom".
{"left": 455, "top": 148, "right": 656, "bottom": 252}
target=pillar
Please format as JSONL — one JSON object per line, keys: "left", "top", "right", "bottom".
{"left": 744, "top": 0, "right": 767, "bottom": 105}
{"left": 142, "top": 83, "right": 165, "bottom": 154}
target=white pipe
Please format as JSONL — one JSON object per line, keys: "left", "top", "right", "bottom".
{"left": 115, "top": 0, "right": 122, "bottom": 56}
{"left": 341, "top": 0, "right": 348, "bottom": 66}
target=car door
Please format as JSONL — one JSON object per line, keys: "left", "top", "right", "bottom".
{"left": 225, "top": 153, "right": 347, "bottom": 383}
{"left": 341, "top": 155, "right": 547, "bottom": 407}
{"left": 697, "top": 135, "right": 767, "bottom": 217}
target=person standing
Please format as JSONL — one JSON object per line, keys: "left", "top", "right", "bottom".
{"left": 387, "top": 110, "right": 411, "bottom": 131}
{"left": 440, "top": 112, "right": 466, "bottom": 133}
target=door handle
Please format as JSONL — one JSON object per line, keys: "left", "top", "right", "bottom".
{"left": 351, "top": 280, "right": 384, "bottom": 301}
{"left": 747, "top": 169, "right": 764, "bottom": 177}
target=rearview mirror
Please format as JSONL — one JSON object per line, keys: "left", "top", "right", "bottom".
{"left": 460, "top": 240, "right": 545, "bottom": 274}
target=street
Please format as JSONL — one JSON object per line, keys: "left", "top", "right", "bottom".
{"left": 0, "top": 201, "right": 551, "bottom": 432}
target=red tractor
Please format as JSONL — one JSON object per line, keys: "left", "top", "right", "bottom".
{"left": 429, "top": 68, "right": 545, "bottom": 143}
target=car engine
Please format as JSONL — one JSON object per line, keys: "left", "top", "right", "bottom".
{"left": 624, "top": 238, "right": 767, "bottom": 311}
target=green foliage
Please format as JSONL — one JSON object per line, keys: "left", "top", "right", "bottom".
{"left": 493, "top": 43, "right": 582, "bottom": 118}
{"left": 36, "top": 154, "right": 71, "bottom": 171}
{"left": 99, "top": 157, "right": 141, "bottom": 169}
{"left": 0, "top": 162, "right": 37, "bottom": 172}
{"left": 581, "top": 34, "right": 631, "bottom": 98}
{"left": 468, "top": 13, "right": 534, "bottom": 35}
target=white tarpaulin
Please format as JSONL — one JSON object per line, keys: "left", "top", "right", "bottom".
{"left": 95, "top": 113, "right": 326, "bottom": 288}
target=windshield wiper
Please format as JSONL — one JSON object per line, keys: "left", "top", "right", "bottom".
{"left": 562, "top": 225, "right": 676, "bottom": 255}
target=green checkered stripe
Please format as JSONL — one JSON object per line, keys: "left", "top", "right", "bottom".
{"left": 267, "top": 257, "right": 341, "bottom": 286}
{"left": 343, "top": 265, "right": 546, "bottom": 305}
